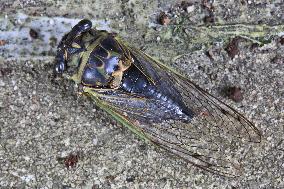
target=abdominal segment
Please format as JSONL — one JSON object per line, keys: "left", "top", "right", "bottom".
{"left": 120, "top": 64, "right": 194, "bottom": 120}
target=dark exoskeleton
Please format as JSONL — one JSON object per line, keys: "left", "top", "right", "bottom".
{"left": 54, "top": 19, "right": 261, "bottom": 177}
{"left": 54, "top": 19, "right": 194, "bottom": 120}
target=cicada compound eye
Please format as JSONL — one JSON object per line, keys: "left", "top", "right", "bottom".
{"left": 54, "top": 52, "right": 66, "bottom": 74}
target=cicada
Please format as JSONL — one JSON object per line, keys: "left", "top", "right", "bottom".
{"left": 54, "top": 19, "right": 261, "bottom": 177}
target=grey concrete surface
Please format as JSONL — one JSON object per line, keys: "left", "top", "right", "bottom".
{"left": 0, "top": 0, "right": 284, "bottom": 188}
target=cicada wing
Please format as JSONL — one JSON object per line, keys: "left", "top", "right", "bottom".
{"left": 125, "top": 46, "right": 261, "bottom": 143}
{"left": 85, "top": 88, "right": 248, "bottom": 177}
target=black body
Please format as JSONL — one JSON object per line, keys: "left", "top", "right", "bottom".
{"left": 54, "top": 19, "right": 262, "bottom": 177}
{"left": 54, "top": 20, "right": 193, "bottom": 119}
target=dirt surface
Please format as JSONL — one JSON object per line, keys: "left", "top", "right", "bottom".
{"left": 0, "top": 0, "right": 284, "bottom": 188}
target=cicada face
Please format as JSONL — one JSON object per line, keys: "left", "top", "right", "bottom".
{"left": 55, "top": 19, "right": 261, "bottom": 177}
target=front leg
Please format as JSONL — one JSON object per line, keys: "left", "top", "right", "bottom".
{"left": 54, "top": 19, "right": 92, "bottom": 74}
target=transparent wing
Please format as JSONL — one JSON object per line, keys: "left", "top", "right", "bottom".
{"left": 127, "top": 46, "right": 261, "bottom": 143}
{"left": 83, "top": 45, "right": 261, "bottom": 177}
{"left": 85, "top": 88, "right": 248, "bottom": 177}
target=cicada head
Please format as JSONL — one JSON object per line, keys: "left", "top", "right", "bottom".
{"left": 54, "top": 20, "right": 133, "bottom": 89}
{"left": 54, "top": 19, "right": 93, "bottom": 74}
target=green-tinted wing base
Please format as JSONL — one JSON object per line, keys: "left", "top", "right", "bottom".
{"left": 81, "top": 39, "right": 261, "bottom": 177}
{"left": 127, "top": 46, "right": 261, "bottom": 143}
{"left": 83, "top": 87, "right": 254, "bottom": 177}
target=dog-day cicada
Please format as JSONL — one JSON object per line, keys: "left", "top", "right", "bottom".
{"left": 54, "top": 19, "right": 261, "bottom": 177}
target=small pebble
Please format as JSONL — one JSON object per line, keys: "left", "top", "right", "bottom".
{"left": 29, "top": 28, "right": 38, "bottom": 39}
{"left": 0, "top": 40, "right": 6, "bottom": 46}
{"left": 158, "top": 12, "right": 170, "bottom": 26}
{"left": 225, "top": 37, "right": 240, "bottom": 59}
{"left": 186, "top": 5, "right": 195, "bottom": 13}
{"left": 64, "top": 154, "right": 79, "bottom": 169}
{"left": 222, "top": 86, "right": 243, "bottom": 102}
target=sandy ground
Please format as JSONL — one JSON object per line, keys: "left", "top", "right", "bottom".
{"left": 0, "top": 0, "right": 284, "bottom": 188}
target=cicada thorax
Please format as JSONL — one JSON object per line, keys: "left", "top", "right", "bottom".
{"left": 77, "top": 32, "right": 133, "bottom": 89}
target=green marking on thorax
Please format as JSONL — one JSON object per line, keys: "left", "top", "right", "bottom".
{"left": 71, "top": 31, "right": 109, "bottom": 84}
